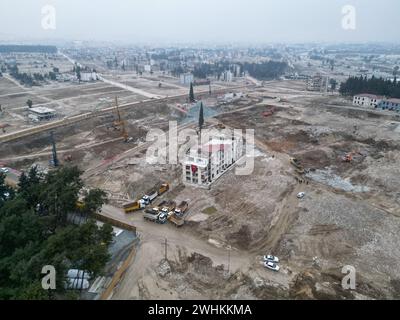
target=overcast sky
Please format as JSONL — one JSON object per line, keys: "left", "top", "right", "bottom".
{"left": 0, "top": 0, "right": 399, "bottom": 44}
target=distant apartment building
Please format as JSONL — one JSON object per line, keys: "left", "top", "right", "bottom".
{"left": 221, "top": 70, "right": 233, "bottom": 82}
{"left": 182, "top": 129, "right": 243, "bottom": 187}
{"left": 307, "top": 73, "right": 328, "bottom": 92}
{"left": 144, "top": 64, "right": 152, "bottom": 72}
{"left": 378, "top": 98, "right": 400, "bottom": 111}
{"left": 352, "top": 94, "right": 400, "bottom": 111}
{"left": 234, "top": 64, "right": 241, "bottom": 77}
{"left": 180, "top": 73, "right": 194, "bottom": 86}
{"left": 353, "top": 94, "right": 381, "bottom": 108}
{"left": 80, "top": 72, "right": 98, "bottom": 82}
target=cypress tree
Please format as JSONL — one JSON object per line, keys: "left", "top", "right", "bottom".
{"left": 199, "top": 102, "right": 204, "bottom": 131}
{"left": 189, "top": 82, "right": 195, "bottom": 102}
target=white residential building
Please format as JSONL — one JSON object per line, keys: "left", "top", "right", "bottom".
{"left": 180, "top": 73, "right": 194, "bottom": 86}
{"left": 28, "top": 107, "right": 57, "bottom": 122}
{"left": 221, "top": 70, "right": 233, "bottom": 82}
{"left": 353, "top": 94, "right": 382, "bottom": 108}
{"left": 80, "top": 72, "right": 98, "bottom": 82}
{"left": 182, "top": 129, "right": 243, "bottom": 187}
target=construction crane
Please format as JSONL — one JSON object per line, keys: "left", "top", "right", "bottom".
{"left": 113, "top": 96, "right": 129, "bottom": 142}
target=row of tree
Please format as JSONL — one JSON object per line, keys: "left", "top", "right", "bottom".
{"left": 7, "top": 64, "right": 59, "bottom": 86}
{"left": 241, "top": 61, "right": 288, "bottom": 80}
{"left": 0, "top": 45, "right": 57, "bottom": 54}
{"left": 339, "top": 75, "right": 400, "bottom": 98}
{"left": 0, "top": 166, "right": 112, "bottom": 299}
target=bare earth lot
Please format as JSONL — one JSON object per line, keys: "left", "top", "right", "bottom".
{"left": 1, "top": 78, "right": 400, "bottom": 299}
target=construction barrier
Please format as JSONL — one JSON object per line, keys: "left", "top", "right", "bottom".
{"left": 93, "top": 212, "right": 137, "bottom": 234}
{"left": 99, "top": 244, "right": 136, "bottom": 300}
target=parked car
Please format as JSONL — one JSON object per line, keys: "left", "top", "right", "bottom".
{"left": 263, "top": 255, "right": 279, "bottom": 263}
{"left": 0, "top": 167, "right": 9, "bottom": 173}
{"left": 264, "top": 261, "right": 280, "bottom": 272}
{"left": 297, "top": 192, "right": 305, "bottom": 199}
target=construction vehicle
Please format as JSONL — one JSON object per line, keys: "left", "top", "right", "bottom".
{"left": 174, "top": 201, "right": 189, "bottom": 217}
{"left": 161, "top": 200, "right": 176, "bottom": 212}
{"left": 142, "top": 190, "right": 158, "bottom": 205}
{"left": 157, "top": 183, "right": 169, "bottom": 195}
{"left": 143, "top": 208, "right": 167, "bottom": 224}
{"left": 159, "top": 201, "right": 176, "bottom": 219}
{"left": 141, "top": 182, "right": 169, "bottom": 205}
{"left": 113, "top": 97, "right": 129, "bottom": 142}
{"left": 290, "top": 157, "right": 307, "bottom": 176}
{"left": 123, "top": 200, "right": 146, "bottom": 213}
{"left": 290, "top": 157, "right": 302, "bottom": 169}
{"left": 169, "top": 201, "right": 189, "bottom": 227}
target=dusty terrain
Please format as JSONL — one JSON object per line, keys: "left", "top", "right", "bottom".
{"left": 1, "top": 75, "right": 400, "bottom": 300}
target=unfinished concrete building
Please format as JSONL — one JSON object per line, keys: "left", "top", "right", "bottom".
{"left": 182, "top": 129, "right": 243, "bottom": 187}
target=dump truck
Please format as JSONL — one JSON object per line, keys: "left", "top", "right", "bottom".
{"left": 169, "top": 214, "right": 185, "bottom": 227}
{"left": 157, "top": 183, "right": 169, "bottom": 195}
{"left": 168, "top": 201, "right": 189, "bottom": 227}
{"left": 143, "top": 208, "right": 160, "bottom": 222}
{"left": 143, "top": 208, "right": 167, "bottom": 224}
{"left": 142, "top": 190, "right": 158, "bottom": 205}
{"left": 161, "top": 200, "right": 176, "bottom": 212}
{"left": 159, "top": 201, "right": 176, "bottom": 218}
{"left": 174, "top": 201, "right": 189, "bottom": 217}
{"left": 123, "top": 200, "right": 146, "bottom": 213}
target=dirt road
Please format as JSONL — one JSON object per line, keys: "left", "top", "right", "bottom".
{"left": 102, "top": 204, "right": 275, "bottom": 299}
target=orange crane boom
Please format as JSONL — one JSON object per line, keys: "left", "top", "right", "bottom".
{"left": 114, "top": 96, "right": 128, "bottom": 142}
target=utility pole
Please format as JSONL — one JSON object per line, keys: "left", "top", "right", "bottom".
{"left": 227, "top": 245, "right": 231, "bottom": 275}
{"left": 164, "top": 238, "right": 168, "bottom": 260}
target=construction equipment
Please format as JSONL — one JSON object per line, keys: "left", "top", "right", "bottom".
{"left": 142, "top": 189, "right": 158, "bottom": 205}
{"left": 169, "top": 201, "right": 189, "bottom": 228}
{"left": 157, "top": 183, "right": 169, "bottom": 195}
{"left": 143, "top": 208, "right": 167, "bottom": 224}
{"left": 123, "top": 200, "right": 146, "bottom": 213}
{"left": 174, "top": 201, "right": 189, "bottom": 217}
{"left": 290, "top": 157, "right": 306, "bottom": 175}
{"left": 113, "top": 97, "right": 129, "bottom": 142}
{"left": 290, "top": 157, "right": 304, "bottom": 170}
{"left": 122, "top": 182, "right": 170, "bottom": 213}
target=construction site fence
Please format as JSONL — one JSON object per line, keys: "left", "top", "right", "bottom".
{"left": 93, "top": 212, "right": 137, "bottom": 234}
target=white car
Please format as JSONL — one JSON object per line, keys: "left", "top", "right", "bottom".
{"left": 0, "top": 167, "right": 9, "bottom": 173}
{"left": 264, "top": 261, "right": 280, "bottom": 272}
{"left": 264, "top": 255, "right": 279, "bottom": 263}
{"left": 297, "top": 192, "right": 305, "bottom": 199}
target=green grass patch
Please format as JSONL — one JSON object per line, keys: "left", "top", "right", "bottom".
{"left": 202, "top": 206, "right": 218, "bottom": 215}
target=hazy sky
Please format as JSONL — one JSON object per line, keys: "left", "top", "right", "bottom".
{"left": 0, "top": 0, "right": 399, "bottom": 44}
